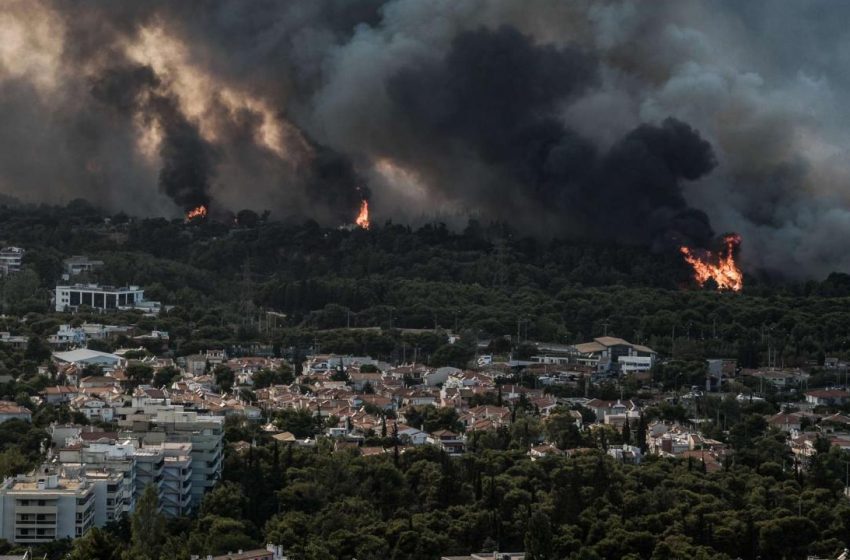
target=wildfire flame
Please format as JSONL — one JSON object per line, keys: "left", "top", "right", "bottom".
{"left": 186, "top": 205, "right": 208, "bottom": 220}
{"left": 680, "top": 234, "right": 743, "bottom": 292}
{"left": 355, "top": 200, "right": 370, "bottom": 230}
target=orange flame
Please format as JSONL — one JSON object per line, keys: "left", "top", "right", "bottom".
{"left": 355, "top": 200, "right": 370, "bottom": 229}
{"left": 680, "top": 234, "right": 743, "bottom": 292}
{"left": 186, "top": 205, "right": 208, "bottom": 220}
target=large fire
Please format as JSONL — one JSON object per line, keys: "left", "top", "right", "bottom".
{"left": 186, "top": 205, "right": 208, "bottom": 220}
{"left": 680, "top": 234, "right": 743, "bottom": 292}
{"left": 355, "top": 200, "right": 370, "bottom": 230}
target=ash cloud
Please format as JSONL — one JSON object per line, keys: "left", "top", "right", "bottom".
{"left": 2, "top": 0, "right": 850, "bottom": 276}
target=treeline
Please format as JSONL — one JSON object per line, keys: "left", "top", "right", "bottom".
{"left": 1, "top": 202, "right": 850, "bottom": 366}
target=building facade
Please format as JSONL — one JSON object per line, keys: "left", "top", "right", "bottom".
{"left": 0, "top": 471, "right": 95, "bottom": 544}
{"left": 0, "top": 247, "right": 24, "bottom": 276}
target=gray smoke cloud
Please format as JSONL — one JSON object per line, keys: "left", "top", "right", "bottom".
{"left": 1, "top": 0, "right": 849, "bottom": 277}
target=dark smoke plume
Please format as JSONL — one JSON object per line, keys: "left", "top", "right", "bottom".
{"left": 3, "top": 0, "right": 850, "bottom": 276}
{"left": 388, "top": 26, "right": 715, "bottom": 247}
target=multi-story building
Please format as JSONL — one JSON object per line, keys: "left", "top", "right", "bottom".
{"left": 0, "top": 247, "right": 24, "bottom": 276}
{"left": 133, "top": 446, "right": 164, "bottom": 506}
{"left": 160, "top": 442, "right": 193, "bottom": 517}
{"left": 58, "top": 466, "right": 126, "bottom": 527}
{"left": 120, "top": 409, "right": 224, "bottom": 508}
{"left": 54, "top": 284, "right": 160, "bottom": 314}
{"left": 60, "top": 441, "right": 137, "bottom": 518}
{"left": 0, "top": 470, "right": 95, "bottom": 544}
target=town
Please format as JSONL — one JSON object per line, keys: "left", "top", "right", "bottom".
{"left": 0, "top": 242, "right": 845, "bottom": 559}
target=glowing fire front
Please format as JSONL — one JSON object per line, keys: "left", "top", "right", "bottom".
{"left": 186, "top": 205, "right": 208, "bottom": 220}
{"left": 680, "top": 234, "right": 743, "bottom": 292}
{"left": 355, "top": 200, "right": 370, "bottom": 229}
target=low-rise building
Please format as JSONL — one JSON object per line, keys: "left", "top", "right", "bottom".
{"left": 54, "top": 284, "right": 160, "bottom": 315}
{"left": 806, "top": 389, "right": 850, "bottom": 407}
{"left": 0, "top": 333, "right": 28, "bottom": 351}
{"left": 0, "top": 402, "right": 31, "bottom": 424}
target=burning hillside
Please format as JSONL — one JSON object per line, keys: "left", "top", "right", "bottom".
{"left": 355, "top": 200, "right": 370, "bottom": 230}
{"left": 680, "top": 234, "right": 743, "bottom": 291}
{"left": 186, "top": 205, "right": 207, "bottom": 220}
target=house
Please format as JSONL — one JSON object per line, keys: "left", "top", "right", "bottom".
{"left": 0, "top": 401, "right": 31, "bottom": 423}
{"left": 70, "top": 397, "right": 114, "bottom": 422}
{"left": 529, "top": 444, "right": 564, "bottom": 460}
{"left": 608, "top": 444, "right": 642, "bottom": 464}
{"left": 427, "top": 430, "right": 465, "bottom": 455}
{"left": 184, "top": 355, "right": 207, "bottom": 376}
{"left": 395, "top": 423, "right": 428, "bottom": 445}
{"left": 349, "top": 372, "right": 382, "bottom": 392}
{"left": 768, "top": 411, "right": 802, "bottom": 433}
{"left": 41, "top": 386, "right": 80, "bottom": 405}
{"left": 585, "top": 399, "right": 638, "bottom": 424}
{"left": 441, "top": 553, "right": 524, "bottom": 560}
{"left": 806, "top": 389, "right": 850, "bottom": 406}
{"left": 706, "top": 358, "right": 737, "bottom": 391}
{"left": 79, "top": 376, "right": 120, "bottom": 390}
{"left": 0, "top": 333, "right": 27, "bottom": 351}
{"left": 747, "top": 368, "right": 809, "bottom": 389}
{"left": 206, "top": 544, "right": 286, "bottom": 560}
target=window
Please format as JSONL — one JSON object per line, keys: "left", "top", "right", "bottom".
{"left": 69, "top": 291, "right": 80, "bottom": 306}
{"left": 93, "top": 293, "right": 104, "bottom": 308}
{"left": 81, "top": 292, "right": 92, "bottom": 306}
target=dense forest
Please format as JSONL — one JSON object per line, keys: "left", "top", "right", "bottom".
{"left": 1, "top": 200, "right": 850, "bottom": 370}
{"left": 53, "top": 414, "right": 850, "bottom": 560}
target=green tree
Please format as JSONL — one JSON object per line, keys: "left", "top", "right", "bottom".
{"left": 125, "top": 364, "right": 154, "bottom": 387}
{"left": 69, "top": 527, "right": 123, "bottom": 560}
{"left": 525, "top": 509, "right": 554, "bottom": 560}
{"left": 126, "top": 485, "right": 166, "bottom": 560}
{"left": 153, "top": 366, "right": 181, "bottom": 388}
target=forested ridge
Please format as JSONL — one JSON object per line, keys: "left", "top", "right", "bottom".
{"left": 1, "top": 200, "right": 850, "bottom": 368}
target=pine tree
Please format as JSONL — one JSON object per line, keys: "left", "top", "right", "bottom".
{"left": 622, "top": 419, "right": 631, "bottom": 445}
{"left": 127, "top": 484, "right": 165, "bottom": 560}
{"left": 636, "top": 412, "right": 648, "bottom": 454}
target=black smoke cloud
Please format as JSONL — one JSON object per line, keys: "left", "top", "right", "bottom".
{"left": 388, "top": 26, "right": 716, "bottom": 247}
{"left": 3, "top": 0, "right": 850, "bottom": 276}
{"left": 91, "top": 63, "right": 215, "bottom": 211}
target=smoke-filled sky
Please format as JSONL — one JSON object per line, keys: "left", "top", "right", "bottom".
{"left": 2, "top": 0, "right": 850, "bottom": 277}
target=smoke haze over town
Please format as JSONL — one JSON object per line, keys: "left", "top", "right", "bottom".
{"left": 2, "top": 0, "right": 850, "bottom": 277}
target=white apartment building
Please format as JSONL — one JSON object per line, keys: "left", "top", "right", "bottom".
{"left": 116, "top": 404, "right": 224, "bottom": 509}
{"left": 58, "top": 440, "right": 137, "bottom": 518}
{"left": 0, "top": 470, "right": 95, "bottom": 544}
{"left": 0, "top": 247, "right": 24, "bottom": 276}
{"left": 58, "top": 466, "right": 126, "bottom": 527}
{"left": 54, "top": 284, "right": 160, "bottom": 314}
